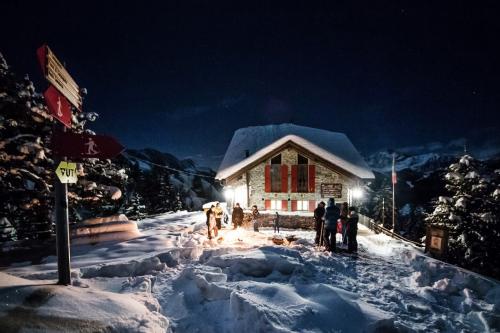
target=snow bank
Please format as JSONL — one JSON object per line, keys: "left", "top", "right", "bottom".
{"left": 160, "top": 246, "right": 395, "bottom": 333}
{"left": 3, "top": 212, "right": 500, "bottom": 333}
{"left": 230, "top": 282, "right": 394, "bottom": 333}
{"left": 0, "top": 272, "right": 168, "bottom": 332}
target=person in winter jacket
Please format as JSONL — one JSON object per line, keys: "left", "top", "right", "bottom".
{"left": 323, "top": 198, "right": 340, "bottom": 252}
{"left": 347, "top": 206, "right": 359, "bottom": 253}
{"left": 214, "top": 202, "right": 224, "bottom": 230}
{"left": 314, "top": 201, "right": 326, "bottom": 245}
{"left": 340, "top": 202, "right": 349, "bottom": 245}
{"left": 206, "top": 205, "right": 218, "bottom": 239}
{"left": 252, "top": 205, "right": 260, "bottom": 232}
{"left": 274, "top": 212, "right": 280, "bottom": 233}
{"left": 232, "top": 203, "right": 244, "bottom": 229}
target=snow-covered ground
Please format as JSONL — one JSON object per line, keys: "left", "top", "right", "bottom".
{"left": 1, "top": 211, "right": 499, "bottom": 332}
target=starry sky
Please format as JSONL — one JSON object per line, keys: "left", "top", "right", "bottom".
{"left": 2, "top": 1, "right": 500, "bottom": 168}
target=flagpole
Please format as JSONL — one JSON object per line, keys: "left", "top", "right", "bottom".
{"left": 382, "top": 197, "right": 385, "bottom": 227}
{"left": 392, "top": 153, "right": 396, "bottom": 232}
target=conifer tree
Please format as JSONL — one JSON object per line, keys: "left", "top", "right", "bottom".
{"left": 0, "top": 52, "right": 54, "bottom": 241}
{"left": 427, "top": 155, "right": 500, "bottom": 278}
{"left": 370, "top": 178, "right": 396, "bottom": 229}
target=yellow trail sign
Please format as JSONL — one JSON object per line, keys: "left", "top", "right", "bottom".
{"left": 56, "top": 161, "right": 78, "bottom": 184}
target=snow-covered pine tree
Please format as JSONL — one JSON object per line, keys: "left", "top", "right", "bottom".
{"left": 370, "top": 178, "right": 396, "bottom": 229}
{"left": 68, "top": 156, "right": 129, "bottom": 222}
{"left": 122, "top": 191, "right": 147, "bottom": 220}
{"left": 119, "top": 162, "right": 147, "bottom": 220}
{"left": 0, "top": 52, "right": 130, "bottom": 242}
{"left": 0, "top": 52, "right": 55, "bottom": 241}
{"left": 427, "top": 155, "right": 500, "bottom": 278}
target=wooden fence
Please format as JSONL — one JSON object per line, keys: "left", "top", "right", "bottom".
{"left": 358, "top": 214, "right": 424, "bottom": 248}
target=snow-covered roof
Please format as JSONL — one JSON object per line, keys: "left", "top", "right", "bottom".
{"left": 216, "top": 124, "right": 375, "bottom": 180}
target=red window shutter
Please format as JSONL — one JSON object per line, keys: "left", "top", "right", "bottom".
{"left": 291, "top": 165, "right": 298, "bottom": 192}
{"left": 291, "top": 200, "right": 297, "bottom": 211}
{"left": 265, "top": 199, "right": 271, "bottom": 210}
{"left": 309, "top": 200, "right": 316, "bottom": 212}
{"left": 281, "top": 165, "right": 288, "bottom": 193}
{"left": 282, "top": 200, "right": 288, "bottom": 211}
{"left": 265, "top": 165, "right": 271, "bottom": 192}
{"left": 308, "top": 165, "right": 316, "bottom": 193}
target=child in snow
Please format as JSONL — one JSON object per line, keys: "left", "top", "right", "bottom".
{"left": 274, "top": 212, "right": 280, "bottom": 233}
{"left": 206, "top": 205, "right": 218, "bottom": 239}
{"left": 252, "top": 205, "right": 260, "bottom": 232}
{"left": 347, "top": 206, "right": 359, "bottom": 253}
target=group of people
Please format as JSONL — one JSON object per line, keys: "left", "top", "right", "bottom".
{"left": 207, "top": 199, "right": 358, "bottom": 251}
{"left": 205, "top": 202, "right": 225, "bottom": 239}
{"left": 314, "top": 198, "right": 359, "bottom": 253}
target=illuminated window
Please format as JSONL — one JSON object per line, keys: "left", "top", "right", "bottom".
{"left": 296, "top": 200, "right": 309, "bottom": 211}
{"left": 270, "top": 200, "right": 282, "bottom": 210}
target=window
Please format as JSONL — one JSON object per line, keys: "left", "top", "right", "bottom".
{"left": 270, "top": 200, "right": 282, "bottom": 210}
{"left": 296, "top": 200, "right": 309, "bottom": 211}
{"left": 271, "top": 155, "right": 282, "bottom": 164}
{"left": 270, "top": 154, "right": 281, "bottom": 192}
{"left": 297, "top": 154, "right": 308, "bottom": 193}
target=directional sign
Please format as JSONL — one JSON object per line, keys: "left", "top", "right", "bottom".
{"left": 52, "top": 131, "right": 125, "bottom": 160}
{"left": 37, "top": 44, "right": 82, "bottom": 111}
{"left": 44, "top": 85, "right": 72, "bottom": 128}
{"left": 56, "top": 161, "right": 78, "bottom": 184}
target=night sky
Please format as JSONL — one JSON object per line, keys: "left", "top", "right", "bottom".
{"left": 2, "top": 1, "right": 500, "bottom": 168}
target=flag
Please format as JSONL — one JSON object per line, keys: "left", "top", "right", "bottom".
{"left": 392, "top": 154, "right": 397, "bottom": 184}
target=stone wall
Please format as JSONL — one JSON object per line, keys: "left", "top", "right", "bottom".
{"left": 241, "top": 213, "right": 315, "bottom": 230}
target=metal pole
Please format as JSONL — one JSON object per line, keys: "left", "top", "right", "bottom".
{"left": 382, "top": 197, "right": 385, "bottom": 226}
{"left": 392, "top": 153, "right": 396, "bottom": 232}
{"left": 54, "top": 124, "right": 71, "bottom": 285}
{"left": 392, "top": 178, "right": 396, "bottom": 232}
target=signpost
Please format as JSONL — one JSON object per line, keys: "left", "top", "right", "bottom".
{"left": 37, "top": 45, "right": 83, "bottom": 110}
{"left": 425, "top": 225, "right": 449, "bottom": 259}
{"left": 56, "top": 161, "right": 78, "bottom": 184}
{"left": 37, "top": 45, "right": 124, "bottom": 285}
{"left": 321, "top": 183, "right": 342, "bottom": 198}
{"left": 52, "top": 131, "right": 125, "bottom": 160}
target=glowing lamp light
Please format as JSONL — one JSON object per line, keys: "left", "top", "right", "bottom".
{"left": 224, "top": 188, "right": 234, "bottom": 200}
{"left": 352, "top": 187, "right": 363, "bottom": 199}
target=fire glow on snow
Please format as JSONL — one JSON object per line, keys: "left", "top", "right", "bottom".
{"left": 1, "top": 211, "right": 499, "bottom": 332}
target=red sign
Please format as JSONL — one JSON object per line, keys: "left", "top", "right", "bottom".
{"left": 44, "top": 85, "right": 72, "bottom": 128}
{"left": 52, "top": 131, "right": 125, "bottom": 160}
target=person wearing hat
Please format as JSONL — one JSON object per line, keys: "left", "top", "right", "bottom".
{"left": 323, "top": 198, "right": 340, "bottom": 252}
